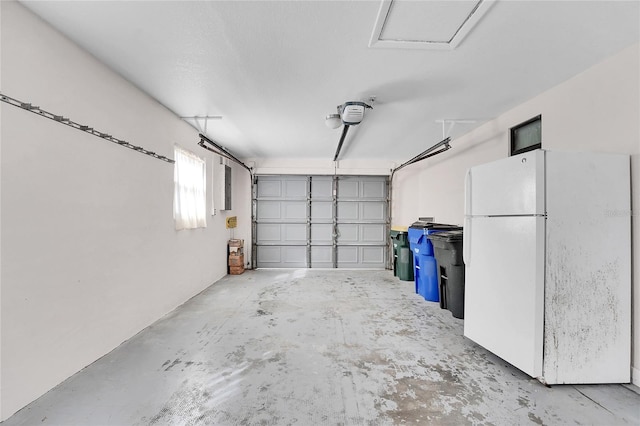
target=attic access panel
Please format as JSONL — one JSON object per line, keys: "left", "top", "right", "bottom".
{"left": 254, "top": 175, "right": 389, "bottom": 269}
{"left": 369, "top": 0, "right": 494, "bottom": 50}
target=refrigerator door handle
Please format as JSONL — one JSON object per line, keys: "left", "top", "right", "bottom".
{"left": 463, "top": 170, "right": 471, "bottom": 265}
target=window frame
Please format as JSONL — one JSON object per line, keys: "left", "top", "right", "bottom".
{"left": 510, "top": 115, "right": 542, "bottom": 156}
{"left": 173, "top": 146, "right": 207, "bottom": 230}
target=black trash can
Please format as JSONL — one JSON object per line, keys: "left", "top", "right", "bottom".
{"left": 427, "top": 230, "right": 465, "bottom": 319}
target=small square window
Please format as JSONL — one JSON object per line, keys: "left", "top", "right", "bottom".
{"left": 510, "top": 115, "right": 541, "bottom": 156}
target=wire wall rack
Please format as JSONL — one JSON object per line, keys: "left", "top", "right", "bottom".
{"left": 0, "top": 93, "right": 174, "bottom": 164}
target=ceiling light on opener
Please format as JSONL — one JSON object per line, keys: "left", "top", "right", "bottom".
{"left": 325, "top": 113, "right": 342, "bottom": 129}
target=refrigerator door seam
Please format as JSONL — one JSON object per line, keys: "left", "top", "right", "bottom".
{"left": 463, "top": 170, "right": 472, "bottom": 265}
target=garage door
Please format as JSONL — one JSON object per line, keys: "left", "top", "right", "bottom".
{"left": 254, "top": 175, "right": 389, "bottom": 269}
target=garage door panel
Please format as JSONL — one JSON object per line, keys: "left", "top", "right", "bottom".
{"left": 362, "top": 202, "right": 386, "bottom": 221}
{"left": 338, "top": 247, "right": 386, "bottom": 268}
{"left": 285, "top": 179, "right": 308, "bottom": 198}
{"left": 362, "top": 224, "right": 385, "bottom": 243}
{"left": 257, "top": 180, "right": 282, "bottom": 198}
{"left": 284, "top": 246, "right": 307, "bottom": 263}
{"left": 311, "top": 178, "right": 332, "bottom": 198}
{"left": 337, "top": 224, "right": 358, "bottom": 242}
{"left": 362, "top": 180, "right": 386, "bottom": 199}
{"left": 311, "top": 224, "right": 332, "bottom": 242}
{"left": 257, "top": 246, "right": 282, "bottom": 264}
{"left": 311, "top": 246, "right": 332, "bottom": 268}
{"left": 336, "top": 224, "right": 385, "bottom": 243}
{"left": 284, "top": 224, "right": 307, "bottom": 242}
{"left": 256, "top": 175, "right": 388, "bottom": 269}
{"left": 256, "top": 223, "right": 307, "bottom": 244}
{"left": 284, "top": 201, "right": 307, "bottom": 220}
{"left": 338, "top": 180, "right": 359, "bottom": 198}
{"left": 258, "top": 201, "right": 306, "bottom": 221}
{"left": 311, "top": 201, "right": 332, "bottom": 220}
{"left": 337, "top": 202, "right": 359, "bottom": 220}
{"left": 256, "top": 246, "right": 306, "bottom": 268}
{"left": 362, "top": 247, "right": 385, "bottom": 264}
{"left": 337, "top": 201, "right": 387, "bottom": 223}
{"left": 337, "top": 246, "right": 358, "bottom": 264}
{"left": 257, "top": 201, "right": 281, "bottom": 220}
{"left": 256, "top": 223, "right": 281, "bottom": 242}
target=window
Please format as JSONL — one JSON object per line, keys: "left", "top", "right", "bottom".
{"left": 174, "top": 146, "right": 207, "bottom": 230}
{"left": 510, "top": 115, "right": 541, "bottom": 156}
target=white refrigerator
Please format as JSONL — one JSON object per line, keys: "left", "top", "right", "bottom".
{"left": 463, "top": 149, "right": 631, "bottom": 384}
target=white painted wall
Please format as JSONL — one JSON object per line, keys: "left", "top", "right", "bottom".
{"left": 632, "top": 154, "right": 640, "bottom": 385}
{"left": 393, "top": 43, "right": 640, "bottom": 384}
{"left": 0, "top": 0, "right": 3, "bottom": 414}
{"left": 0, "top": 2, "right": 251, "bottom": 420}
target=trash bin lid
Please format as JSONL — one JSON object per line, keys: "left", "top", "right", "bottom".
{"left": 408, "top": 232, "right": 422, "bottom": 244}
{"left": 409, "top": 221, "right": 461, "bottom": 230}
{"left": 426, "top": 229, "right": 464, "bottom": 242}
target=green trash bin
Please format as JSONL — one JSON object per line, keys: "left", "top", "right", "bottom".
{"left": 397, "top": 235, "right": 414, "bottom": 281}
{"left": 391, "top": 227, "right": 413, "bottom": 281}
{"left": 390, "top": 228, "right": 402, "bottom": 277}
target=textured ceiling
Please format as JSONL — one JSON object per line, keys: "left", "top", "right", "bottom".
{"left": 19, "top": 0, "right": 640, "bottom": 162}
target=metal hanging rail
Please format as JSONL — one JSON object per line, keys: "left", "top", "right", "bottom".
{"left": 198, "top": 133, "right": 252, "bottom": 173}
{"left": 388, "top": 136, "right": 452, "bottom": 269}
{"left": 0, "top": 93, "right": 174, "bottom": 163}
{"left": 181, "top": 115, "right": 223, "bottom": 135}
{"left": 333, "top": 125, "right": 351, "bottom": 162}
{"left": 391, "top": 137, "right": 451, "bottom": 176}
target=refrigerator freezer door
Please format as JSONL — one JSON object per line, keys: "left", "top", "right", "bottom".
{"left": 467, "top": 150, "right": 545, "bottom": 217}
{"left": 543, "top": 151, "right": 631, "bottom": 384}
{"left": 464, "top": 215, "right": 545, "bottom": 378}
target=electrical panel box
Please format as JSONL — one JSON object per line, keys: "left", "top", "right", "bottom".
{"left": 219, "top": 164, "right": 232, "bottom": 210}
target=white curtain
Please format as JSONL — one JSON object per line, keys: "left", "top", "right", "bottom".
{"left": 174, "top": 146, "right": 207, "bottom": 230}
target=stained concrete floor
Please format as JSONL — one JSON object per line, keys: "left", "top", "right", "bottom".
{"left": 4, "top": 269, "right": 640, "bottom": 425}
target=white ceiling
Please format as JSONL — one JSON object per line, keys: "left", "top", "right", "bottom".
{"left": 20, "top": 1, "right": 640, "bottom": 162}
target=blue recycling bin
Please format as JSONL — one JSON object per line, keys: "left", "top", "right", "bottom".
{"left": 408, "top": 221, "right": 461, "bottom": 302}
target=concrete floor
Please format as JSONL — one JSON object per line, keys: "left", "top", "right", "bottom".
{"left": 4, "top": 269, "right": 639, "bottom": 425}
